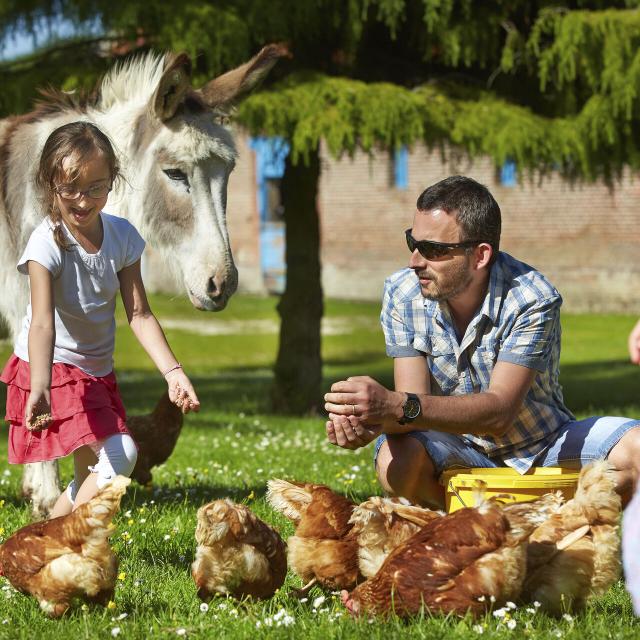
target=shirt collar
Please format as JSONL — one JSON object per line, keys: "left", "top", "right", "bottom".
{"left": 479, "top": 253, "right": 505, "bottom": 326}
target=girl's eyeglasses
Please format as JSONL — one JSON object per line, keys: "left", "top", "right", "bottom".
{"left": 405, "top": 228, "right": 480, "bottom": 259}
{"left": 54, "top": 184, "right": 112, "bottom": 200}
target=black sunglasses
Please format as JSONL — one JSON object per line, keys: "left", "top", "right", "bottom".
{"left": 405, "top": 229, "right": 480, "bottom": 259}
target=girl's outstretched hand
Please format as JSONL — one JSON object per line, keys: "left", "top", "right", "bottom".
{"left": 24, "top": 388, "right": 52, "bottom": 431}
{"left": 166, "top": 369, "right": 200, "bottom": 414}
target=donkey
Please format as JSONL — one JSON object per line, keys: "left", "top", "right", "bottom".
{"left": 0, "top": 44, "right": 287, "bottom": 518}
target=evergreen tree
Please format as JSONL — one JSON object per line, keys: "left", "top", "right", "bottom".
{"left": 2, "top": 1, "right": 639, "bottom": 411}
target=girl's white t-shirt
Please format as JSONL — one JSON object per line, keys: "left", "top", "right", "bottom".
{"left": 14, "top": 213, "right": 146, "bottom": 377}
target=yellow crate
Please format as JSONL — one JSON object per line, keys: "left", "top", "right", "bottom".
{"left": 440, "top": 467, "right": 581, "bottom": 513}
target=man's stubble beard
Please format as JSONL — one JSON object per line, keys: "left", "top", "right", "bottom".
{"left": 420, "top": 256, "right": 473, "bottom": 302}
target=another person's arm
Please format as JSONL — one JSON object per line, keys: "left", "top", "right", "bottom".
{"left": 629, "top": 318, "right": 640, "bottom": 365}
{"left": 118, "top": 259, "right": 200, "bottom": 413}
{"left": 25, "top": 261, "right": 55, "bottom": 429}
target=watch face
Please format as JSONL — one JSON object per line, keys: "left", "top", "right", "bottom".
{"left": 404, "top": 396, "right": 421, "bottom": 420}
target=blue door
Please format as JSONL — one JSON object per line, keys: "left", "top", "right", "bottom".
{"left": 249, "top": 137, "right": 290, "bottom": 294}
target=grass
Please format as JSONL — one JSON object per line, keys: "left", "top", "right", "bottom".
{"left": 0, "top": 293, "right": 638, "bottom": 639}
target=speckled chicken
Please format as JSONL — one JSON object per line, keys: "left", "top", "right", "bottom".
{"left": 342, "top": 500, "right": 533, "bottom": 618}
{"left": 522, "top": 461, "right": 621, "bottom": 614}
{"left": 349, "top": 496, "right": 442, "bottom": 578}
{"left": 0, "top": 476, "right": 130, "bottom": 617}
{"left": 192, "top": 499, "right": 287, "bottom": 600}
{"left": 126, "top": 391, "right": 183, "bottom": 485}
{"left": 266, "top": 479, "right": 362, "bottom": 592}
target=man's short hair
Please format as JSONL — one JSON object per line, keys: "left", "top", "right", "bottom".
{"left": 416, "top": 176, "right": 501, "bottom": 265}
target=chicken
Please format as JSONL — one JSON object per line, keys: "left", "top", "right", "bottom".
{"left": 266, "top": 479, "right": 362, "bottom": 592}
{"left": 501, "top": 492, "right": 565, "bottom": 528}
{"left": 349, "top": 496, "right": 442, "bottom": 578}
{"left": 521, "top": 461, "right": 621, "bottom": 614}
{"left": 126, "top": 391, "right": 183, "bottom": 485}
{"left": 0, "top": 476, "right": 130, "bottom": 617}
{"left": 192, "top": 499, "right": 287, "bottom": 600}
{"left": 343, "top": 500, "right": 533, "bottom": 618}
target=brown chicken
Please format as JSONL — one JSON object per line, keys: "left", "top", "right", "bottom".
{"left": 0, "top": 476, "right": 130, "bottom": 617}
{"left": 521, "top": 461, "right": 621, "bottom": 614}
{"left": 343, "top": 500, "right": 533, "bottom": 618}
{"left": 349, "top": 496, "right": 443, "bottom": 578}
{"left": 126, "top": 391, "right": 183, "bottom": 485}
{"left": 192, "top": 499, "right": 287, "bottom": 600}
{"left": 266, "top": 479, "right": 362, "bottom": 592}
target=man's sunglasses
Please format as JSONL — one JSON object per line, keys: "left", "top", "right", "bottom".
{"left": 405, "top": 229, "right": 480, "bottom": 259}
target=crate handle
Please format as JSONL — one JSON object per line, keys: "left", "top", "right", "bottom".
{"left": 448, "top": 481, "right": 467, "bottom": 508}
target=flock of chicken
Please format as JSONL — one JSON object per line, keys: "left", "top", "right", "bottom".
{"left": 0, "top": 461, "right": 621, "bottom": 619}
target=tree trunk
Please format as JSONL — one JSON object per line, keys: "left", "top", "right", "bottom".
{"left": 271, "top": 148, "right": 323, "bottom": 414}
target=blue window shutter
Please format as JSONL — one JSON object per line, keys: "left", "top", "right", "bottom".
{"left": 394, "top": 146, "right": 409, "bottom": 190}
{"left": 250, "top": 136, "right": 290, "bottom": 221}
{"left": 500, "top": 159, "right": 517, "bottom": 187}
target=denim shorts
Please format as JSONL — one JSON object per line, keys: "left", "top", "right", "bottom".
{"left": 374, "top": 416, "right": 640, "bottom": 477}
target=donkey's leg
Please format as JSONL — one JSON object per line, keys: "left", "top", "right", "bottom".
{"left": 22, "top": 461, "right": 61, "bottom": 519}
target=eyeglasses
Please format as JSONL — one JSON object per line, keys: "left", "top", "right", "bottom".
{"left": 405, "top": 228, "right": 480, "bottom": 259}
{"left": 54, "top": 183, "right": 112, "bottom": 200}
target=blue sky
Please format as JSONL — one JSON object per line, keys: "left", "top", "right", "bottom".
{"left": 0, "top": 17, "right": 102, "bottom": 61}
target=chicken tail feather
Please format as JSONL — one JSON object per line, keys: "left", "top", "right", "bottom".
{"left": 266, "top": 479, "right": 311, "bottom": 522}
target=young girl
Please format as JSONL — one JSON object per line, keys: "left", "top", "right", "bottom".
{"left": 0, "top": 121, "right": 200, "bottom": 518}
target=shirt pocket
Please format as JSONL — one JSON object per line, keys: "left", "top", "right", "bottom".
{"left": 425, "top": 335, "right": 458, "bottom": 395}
{"left": 469, "top": 343, "right": 498, "bottom": 391}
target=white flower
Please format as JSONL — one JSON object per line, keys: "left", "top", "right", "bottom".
{"left": 562, "top": 613, "right": 573, "bottom": 622}
{"left": 111, "top": 628, "right": 121, "bottom": 637}
{"left": 176, "top": 629, "right": 187, "bottom": 637}
{"left": 299, "top": 597, "right": 308, "bottom": 603}
{"left": 116, "top": 613, "right": 128, "bottom": 620}
{"left": 489, "top": 595, "right": 496, "bottom": 603}
{"left": 164, "top": 534, "right": 171, "bottom": 541}
{"left": 506, "top": 619, "right": 517, "bottom": 630}
{"left": 472, "top": 624, "right": 484, "bottom": 634}
{"left": 526, "top": 608, "right": 536, "bottom": 614}
{"left": 533, "top": 601, "right": 541, "bottom": 608}
{"left": 477, "top": 595, "right": 486, "bottom": 602}
{"left": 200, "top": 603, "right": 209, "bottom": 613}
{"left": 312, "top": 595, "right": 326, "bottom": 608}
{"left": 492, "top": 608, "right": 507, "bottom": 618}
{"left": 506, "top": 601, "right": 516, "bottom": 610}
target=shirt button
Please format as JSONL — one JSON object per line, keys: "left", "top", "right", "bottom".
{"left": 460, "top": 371, "right": 467, "bottom": 378}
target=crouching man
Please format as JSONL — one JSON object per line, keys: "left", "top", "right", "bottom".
{"left": 324, "top": 176, "right": 640, "bottom": 508}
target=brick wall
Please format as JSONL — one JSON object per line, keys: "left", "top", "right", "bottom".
{"left": 143, "top": 133, "right": 640, "bottom": 313}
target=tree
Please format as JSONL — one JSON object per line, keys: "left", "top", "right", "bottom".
{"left": 3, "top": 1, "right": 640, "bottom": 411}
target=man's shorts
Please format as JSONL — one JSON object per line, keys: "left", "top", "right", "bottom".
{"left": 374, "top": 416, "right": 640, "bottom": 477}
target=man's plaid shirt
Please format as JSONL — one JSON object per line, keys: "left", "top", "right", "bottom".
{"left": 380, "top": 251, "right": 575, "bottom": 473}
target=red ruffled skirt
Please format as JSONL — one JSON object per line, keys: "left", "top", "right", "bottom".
{"left": 1, "top": 354, "right": 131, "bottom": 464}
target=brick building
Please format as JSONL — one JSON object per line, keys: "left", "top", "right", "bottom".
{"left": 143, "top": 133, "right": 640, "bottom": 313}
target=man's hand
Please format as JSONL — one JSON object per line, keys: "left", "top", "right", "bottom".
{"left": 326, "top": 413, "right": 383, "bottom": 450}
{"left": 629, "top": 318, "right": 640, "bottom": 365}
{"left": 324, "top": 376, "right": 403, "bottom": 426}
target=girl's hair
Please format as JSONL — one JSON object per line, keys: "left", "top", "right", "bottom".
{"left": 35, "top": 121, "right": 120, "bottom": 249}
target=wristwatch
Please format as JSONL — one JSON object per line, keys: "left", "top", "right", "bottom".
{"left": 399, "top": 392, "right": 422, "bottom": 424}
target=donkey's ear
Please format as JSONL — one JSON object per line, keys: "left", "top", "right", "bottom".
{"left": 198, "top": 43, "right": 289, "bottom": 112}
{"left": 152, "top": 52, "right": 192, "bottom": 121}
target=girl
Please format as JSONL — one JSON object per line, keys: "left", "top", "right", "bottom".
{"left": 1, "top": 121, "right": 199, "bottom": 518}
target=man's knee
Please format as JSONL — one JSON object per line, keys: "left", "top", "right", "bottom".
{"left": 608, "top": 426, "right": 640, "bottom": 475}
{"left": 375, "top": 435, "right": 436, "bottom": 498}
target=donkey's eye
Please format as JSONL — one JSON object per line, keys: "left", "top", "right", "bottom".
{"left": 163, "top": 169, "right": 189, "bottom": 186}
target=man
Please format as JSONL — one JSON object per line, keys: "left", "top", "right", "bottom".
{"left": 324, "top": 175, "right": 640, "bottom": 508}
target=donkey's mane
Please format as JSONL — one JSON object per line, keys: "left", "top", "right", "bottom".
{"left": 98, "top": 52, "right": 167, "bottom": 110}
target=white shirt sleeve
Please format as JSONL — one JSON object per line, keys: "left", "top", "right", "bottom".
{"left": 123, "top": 222, "right": 146, "bottom": 268}
{"left": 17, "top": 225, "right": 63, "bottom": 278}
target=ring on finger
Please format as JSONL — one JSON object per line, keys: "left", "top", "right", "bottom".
{"left": 351, "top": 404, "right": 357, "bottom": 415}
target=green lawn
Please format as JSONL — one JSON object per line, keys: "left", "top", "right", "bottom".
{"left": 0, "top": 294, "right": 638, "bottom": 639}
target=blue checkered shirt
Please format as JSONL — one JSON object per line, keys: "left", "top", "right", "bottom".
{"left": 380, "top": 252, "right": 575, "bottom": 473}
